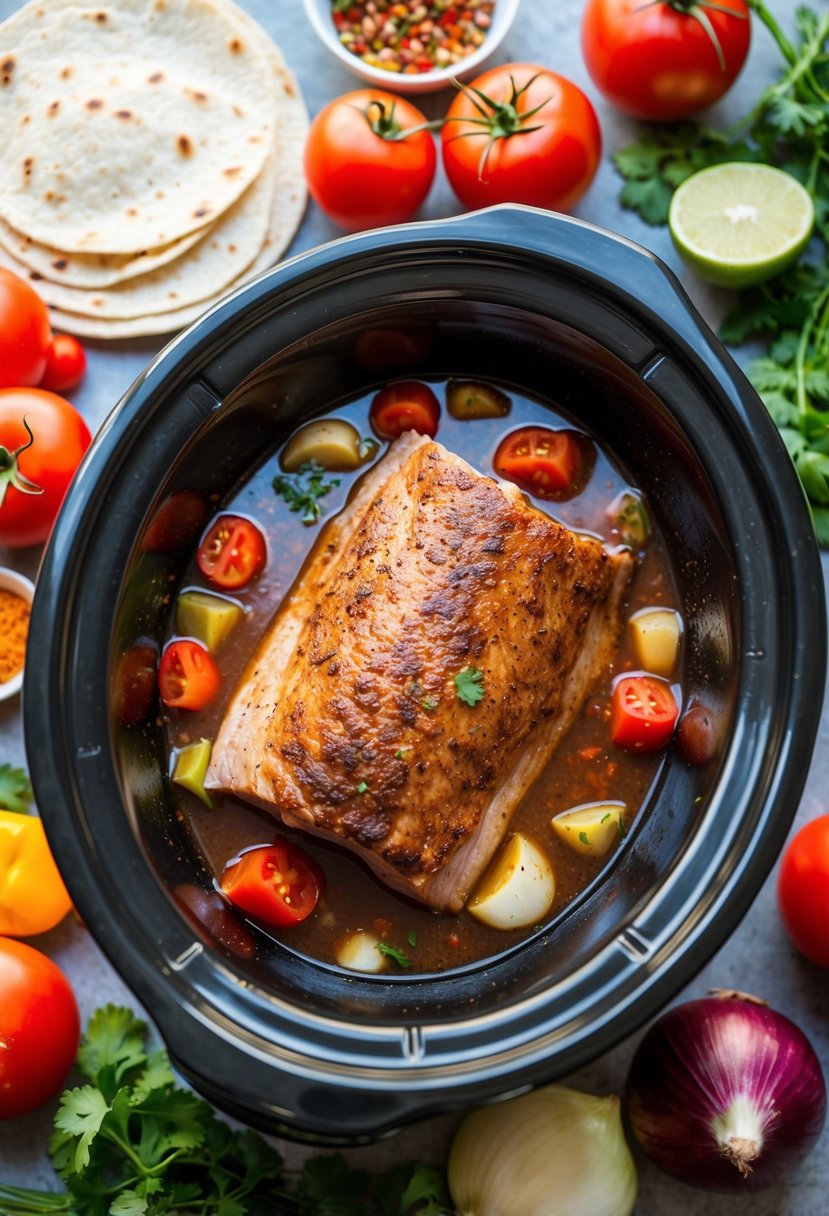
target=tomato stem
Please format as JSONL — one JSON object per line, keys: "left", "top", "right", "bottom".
{"left": 445, "top": 73, "right": 552, "bottom": 181}
{"left": 0, "top": 417, "right": 44, "bottom": 509}
{"left": 355, "top": 98, "right": 444, "bottom": 141}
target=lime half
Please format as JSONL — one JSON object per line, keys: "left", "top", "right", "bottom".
{"left": 668, "top": 163, "right": 814, "bottom": 289}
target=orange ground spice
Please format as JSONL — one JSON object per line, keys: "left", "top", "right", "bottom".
{"left": 0, "top": 588, "right": 30, "bottom": 683}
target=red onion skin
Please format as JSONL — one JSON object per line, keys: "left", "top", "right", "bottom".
{"left": 624, "top": 995, "right": 827, "bottom": 1192}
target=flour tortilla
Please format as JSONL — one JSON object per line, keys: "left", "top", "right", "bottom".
{"left": 0, "top": 151, "right": 278, "bottom": 318}
{"left": 0, "top": 215, "right": 209, "bottom": 289}
{"left": 39, "top": 29, "right": 308, "bottom": 335}
{"left": 0, "top": 0, "right": 275, "bottom": 253}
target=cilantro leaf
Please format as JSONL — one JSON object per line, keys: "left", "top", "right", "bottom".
{"left": 297, "top": 1154, "right": 372, "bottom": 1215}
{"left": 273, "top": 460, "right": 340, "bottom": 525}
{"left": 0, "top": 763, "right": 33, "bottom": 814}
{"left": 376, "top": 941, "right": 411, "bottom": 969}
{"left": 397, "top": 1164, "right": 453, "bottom": 1215}
{"left": 454, "top": 666, "right": 485, "bottom": 707}
{"left": 77, "top": 1005, "right": 148, "bottom": 1095}
{"left": 54, "top": 1085, "right": 110, "bottom": 1174}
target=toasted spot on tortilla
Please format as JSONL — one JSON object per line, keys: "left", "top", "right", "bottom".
{"left": 60, "top": 66, "right": 72, "bottom": 79}
{"left": 47, "top": 100, "right": 60, "bottom": 115}
{"left": 94, "top": 10, "right": 107, "bottom": 21}
{"left": 185, "top": 88, "right": 208, "bottom": 104}
{"left": 1, "top": 56, "right": 15, "bottom": 84}
{"left": 147, "top": 71, "right": 164, "bottom": 83}
{"left": 115, "top": 109, "right": 133, "bottom": 120}
{"left": 227, "top": 37, "right": 243, "bottom": 53}
{"left": 223, "top": 165, "right": 242, "bottom": 178}
{"left": 29, "top": 270, "right": 43, "bottom": 280}
{"left": 177, "top": 134, "right": 193, "bottom": 157}
{"left": 85, "top": 98, "right": 103, "bottom": 110}
{"left": 52, "top": 258, "right": 68, "bottom": 271}
{"left": 126, "top": 207, "right": 138, "bottom": 216}
{"left": 193, "top": 206, "right": 210, "bottom": 218}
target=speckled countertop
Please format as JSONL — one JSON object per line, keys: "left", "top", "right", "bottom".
{"left": 1, "top": 0, "right": 827, "bottom": 1211}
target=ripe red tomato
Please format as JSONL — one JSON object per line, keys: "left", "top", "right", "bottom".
{"left": 197, "top": 514, "right": 267, "bottom": 590}
{"left": 581, "top": 0, "right": 751, "bottom": 121}
{"left": 158, "top": 639, "right": 221, "bottom": 711}
{"left": 39, "top": 333, "right": 87, "bottom": 394}
{"left": 0, "top": 938, "right": 80, "bottom": 1119}
{"left": 221, "top": 839, "right": 323, "bottom": 928}
{"left": 777, "top": 815, "right": 829, "bottom": 968}
{"left": 611, "top": 674, "right": 679, "bottom": 751}
{"left": 0, "top": 268, "right": 52, "bottom": 389}
{"left": 441, "top": 64, "right": 601, "bottom": 212}
{"left": 0, "top": 387, "right": 92, "bottom": 548}
{"left": 370, "top": 381, "right": 440, "bottom": 439}
{"left": 304, "top": 90, "right": 437, "bottom": 232}
{"left": 493, "top": 426, "right": 589, "bottom": 499}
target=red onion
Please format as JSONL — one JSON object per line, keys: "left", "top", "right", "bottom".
{"left": 624, "top": 990, "right": 826, "bottom": 1191}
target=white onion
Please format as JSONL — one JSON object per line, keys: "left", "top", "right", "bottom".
{"left": 448, "top": 1083, "right": 637, "bottom": 1216}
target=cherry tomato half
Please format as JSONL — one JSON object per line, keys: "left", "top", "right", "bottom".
{"left": 493, "top": 426, "right": 589, "bottom": 500}
{"left": 370, "top": 381, "right": 440, "bottom": 439}
{"left": 39, "top": 334, "right": 87, "bottom": 394}
{"left": 113, "top": 643, "right": 158, "bottom": 727}
{"left": 777, "top": 815, "right": 829, "bottom": 968}
{"left": 0, "top": 268, "right": 52, "bottom": 389}
{"left": 0, "top": 938, "right": 80, "bottom": 1119}
{"left": 304, "top": 90, "right": 436, "bottom": 232}
{"left": 221, "top": 839, "right": 323, "bottom": 928}
{"left": 197, "top": 514, "right": 267, "bottom": 590}
{"left": 141, "top": 490, "right": 209, "bottom": 554}
{"left": 581, "top": 0, "right": 751, "bottom": 121}
{"left": 158, "top": 639, "right": 221, "bottom": 711}
{"left": 611, "top": 674, "right": 679, "bottom": 752}
{"left": 441, "top": 64, "right": 601, "bottom": 212}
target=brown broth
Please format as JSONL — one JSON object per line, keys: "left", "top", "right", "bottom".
{"left": 162, "top": 380, "right": 681, "bottom": 975}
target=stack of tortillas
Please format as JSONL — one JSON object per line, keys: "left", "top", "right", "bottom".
{"left": 0, "top": 0, "right": 307, "bottom": 338}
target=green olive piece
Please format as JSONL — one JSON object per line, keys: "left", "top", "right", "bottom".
{"left": 280, "top": 419, "right": 364, "bottom": 472}
{"left": 172, "top": 738, "right": 214, "bottom": 807}
{"left": 176, "top": 589, "right": 244, "bottom": 651}
{"left": 446, "top": 381, "right": 511, "bottom": 420}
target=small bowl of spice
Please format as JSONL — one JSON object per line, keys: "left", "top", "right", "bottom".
{"left": 0, "top": 567, "right": 34, "bottom": 702}
{"left": 303, "top": 0, "right": 520, "bottom": 94}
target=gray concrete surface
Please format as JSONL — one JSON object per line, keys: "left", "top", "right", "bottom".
{"left": 1, "top": 0, "right": 828, "bottom": 1211}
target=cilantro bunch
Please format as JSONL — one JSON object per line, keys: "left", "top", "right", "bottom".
{"left": 0, "top": 1006, "right": 452, "bottom": 1216}
{"left": 614, "top": 1, "right": 829, "bottom": 542}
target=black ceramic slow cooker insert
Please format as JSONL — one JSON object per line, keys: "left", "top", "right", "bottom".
{"left": 26, "top": 206, "right": 825, "bottom": 1143}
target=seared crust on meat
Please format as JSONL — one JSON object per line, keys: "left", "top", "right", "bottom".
{"left": 206, "top": 433, "right": 633, "bottom": 911}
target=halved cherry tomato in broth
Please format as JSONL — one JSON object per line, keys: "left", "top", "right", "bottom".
{"left": 611, "top": 674, "right": 679, "bottom": 752}
{"left": 494, "top": 426, "right": 589, "bottom": 500}
{"left": 369, "top": 381, "right": 440, "bottom": 439}
{"left": 221, "top": 839, "right": 323, "bottom": 928}
{"left": 158, "top": 639, "right": 221, "bottom": 711}
{"left": 142, "top": 490, "right": 209, "bottom": 554}
{"left": 197, "top": 513, "right": 267, "bottom": 590}
{"left": 113, "top": 643, "right": 158, "bottom": 727}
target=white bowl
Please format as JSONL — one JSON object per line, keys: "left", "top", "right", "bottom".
{"left": 302, "top": 0, "right": 520, "bottom": 95}
{"left": 0, "top": 567, "right": 34, "bottom": 702}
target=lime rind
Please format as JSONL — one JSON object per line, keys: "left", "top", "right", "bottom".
{"left": 668, "top": 162, "right": 814, "bottom": 289}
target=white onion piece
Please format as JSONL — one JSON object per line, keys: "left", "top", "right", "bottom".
{"left": 448, "top": 1084, "right": 637, "bottom": 1216}
{"left": 335, "top": 930, "right": 387, "bottom": 973}
{"left": 551, "top": 801, "right": 625, "bottom": 857}
{"left": 467, "top": 833, "right": 554, "bottom": 930}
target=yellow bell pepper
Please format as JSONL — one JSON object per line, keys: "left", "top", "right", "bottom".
{"left": 0, "top": 811, "right": 72, "bottom": 936}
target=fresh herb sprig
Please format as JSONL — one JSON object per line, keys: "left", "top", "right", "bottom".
{"left": 613, "top": 0, "right": 829, "bottom": 540}
{"left": 0, "top": 762, "right": 34, "bottom": 814}
{"left": 0, "top": 1005, "right": 451, "bottom": 1216}
{"left": 272, "top": 460, "right": 340, "bottom": 525}
{"left": 454, "top": 666, "right": 485, "bottom": 707}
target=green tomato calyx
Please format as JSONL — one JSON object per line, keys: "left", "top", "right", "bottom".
{"left": 0, "top": 417, "right": 44, "bottom": 509}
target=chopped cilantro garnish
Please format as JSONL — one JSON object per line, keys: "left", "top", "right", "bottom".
{"left": 377, "top": 941, "right": 411, "bottom": 969}
{"left": 407, "top": 928, "right": 417, "bottom": 947}
{"left": 601, "top": 812, "right": 611, "bottom": 823}
{"left": 579, "top": 831, "right": 591, "bottom": 846}
{"left": 454, "top": 666, "right": 485, "bottom": 706}
{"left": 421, "top": 694, "right": 438, "bottom": 712}
{"left": 395, "top": 746, "right": 412, "bottom": 760}
{"left": 356, "top": 781, "right": 368, "bottom": 794}
{"left": 272, "top": 460, "right": 340, "bottom": 525}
